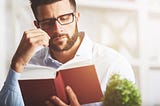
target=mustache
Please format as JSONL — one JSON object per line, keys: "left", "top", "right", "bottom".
{"left": 50, "top": 33, "right": 68, "bottom": 39}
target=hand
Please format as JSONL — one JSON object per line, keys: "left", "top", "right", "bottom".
{"left": 45, "top": 86, "right": 80, "bottom": 106}
{"left": 11, "top": 29, "right": 50, "bottom": 73}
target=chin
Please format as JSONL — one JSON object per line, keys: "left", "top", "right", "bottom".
{"left": 49, "top": 44, "right": 69, "bottom": 51}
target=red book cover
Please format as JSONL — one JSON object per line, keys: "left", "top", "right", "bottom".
{"left": 19, "top": 60, "right": 103, "bottom": 106}
{"left": 57, "top": 65, "right": 103, "bottom": 104}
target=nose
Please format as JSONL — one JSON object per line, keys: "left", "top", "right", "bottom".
{"left": 53, "top": 21, "right": 63, "bottom": 33}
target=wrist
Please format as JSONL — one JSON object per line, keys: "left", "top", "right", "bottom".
{"left": 11, "top": 60, "right": 26, "bottom": 73}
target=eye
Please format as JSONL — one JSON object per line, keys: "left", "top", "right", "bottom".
{"left": 39, "top": 20, "right": 53, "bottom": 29}
{"left": 59, "top": 15, "right": 71, "bottom": 21}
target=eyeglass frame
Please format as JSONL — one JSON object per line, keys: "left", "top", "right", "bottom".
{"left": 37, "top": 12, "right": 76, "bottom": 30}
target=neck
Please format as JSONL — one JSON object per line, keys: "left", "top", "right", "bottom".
{"left": 49, "top": 32, "right": 84, "bottom": 63}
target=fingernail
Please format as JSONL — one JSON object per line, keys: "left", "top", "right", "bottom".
{"left": 66, "top": 86, "right": 71, "bottom": 92}
{"left": 66, "top": 86, "right": 69, "bottom": 89}
{"left": 51, "top": 96, "right": 56, "bottom": 100}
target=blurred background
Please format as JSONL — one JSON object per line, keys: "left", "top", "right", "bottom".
{"left": 0, "top": 0, "right": 160, "bottom": 106}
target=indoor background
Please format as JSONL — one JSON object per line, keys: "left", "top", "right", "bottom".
{"left": 0, "top": 0, "right": 160, "bottom": 106}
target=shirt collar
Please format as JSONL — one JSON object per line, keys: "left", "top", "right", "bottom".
{"left": 75, "top": 33, "right": 93, "bottom": 59}
{"left": 43, "top": 47, "right": 62, "bottom": 68}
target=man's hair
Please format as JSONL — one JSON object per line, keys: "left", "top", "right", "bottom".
{"left": 29, "top": 0, "right": 77, "bottom": 20}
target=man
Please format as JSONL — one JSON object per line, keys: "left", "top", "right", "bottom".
{"left": 0, "top": 0, "right": 135, "bottom": 106}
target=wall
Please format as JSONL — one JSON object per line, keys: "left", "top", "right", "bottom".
{"left": 0, "top": 0, "right": 7, "bottom": 90}
{"left": 0, "top": 0, "right": 160, "bottom": 105}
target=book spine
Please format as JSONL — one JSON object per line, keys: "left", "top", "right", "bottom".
{"left": 54, "top": 72, "right": 69, "bottom": 104}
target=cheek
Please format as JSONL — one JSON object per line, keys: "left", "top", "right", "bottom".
{"left": 66, "top": 23, "right": 76, "bottom": 36}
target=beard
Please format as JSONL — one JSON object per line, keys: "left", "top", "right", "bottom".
{"left": 49, "top": 25, "right": 79, "bottom": 51}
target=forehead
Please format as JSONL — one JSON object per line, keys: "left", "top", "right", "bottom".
{"left": 36, "top": 0, "right": 74, "bottom": 20}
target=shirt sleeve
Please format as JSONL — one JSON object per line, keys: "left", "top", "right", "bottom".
{"left": 0, "top": 68, "right": 24, "bottom": 106}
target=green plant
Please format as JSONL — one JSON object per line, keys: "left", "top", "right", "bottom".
{"left": 103, "top": 74, "right": 142, "bottom": 106}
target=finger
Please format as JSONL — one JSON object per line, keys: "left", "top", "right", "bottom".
{"left": 31, "top": 30, "right": 50, "bottom": 40}
{"left": 30, "top": 35, "right": 50, "bottom": 47}
{"left": 24, "top": 29, "right": 50, "bottom": 39}
{"left": 22, "top": 29, "right": 50, "bottom": 48}
{"left": 51, "top": 96, "right": 67, "bottom": 106}
{"left": 66, "top": 86, "right": 80, "bottom": 106}
{"left": 29, "top": 29, "right": 50, "bottom": 47}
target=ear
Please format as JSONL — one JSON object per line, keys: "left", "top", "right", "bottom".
{"left": 75, "top": 11, "right": 80, "bottom": 22}
{"left": 34, "top": 20, "right": 40, "bottom": 28}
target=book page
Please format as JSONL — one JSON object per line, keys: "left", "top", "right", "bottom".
{"left": 57, "top": 58, "right": 93, "bottom": 70}
{"left": 20, "top": 64, "right": 57, "bottom": 80}
{"left": 20, "top": 58, "right": 93, "bottom": 80}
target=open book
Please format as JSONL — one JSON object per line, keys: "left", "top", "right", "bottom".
{"left": 18, "top": 59, "right": 103, "bottom": 106}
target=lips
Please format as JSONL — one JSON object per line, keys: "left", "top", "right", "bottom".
{"left": 51, "top": 34, "right": 64, "bottom": 40}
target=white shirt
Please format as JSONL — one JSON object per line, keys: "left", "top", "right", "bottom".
{"left": 0, "top": 34, "right": 135, "bottom": 106}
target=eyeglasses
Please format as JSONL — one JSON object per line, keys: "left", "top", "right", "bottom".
{"left": 38, "top": 12, "right": 75, "bottom": 30}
